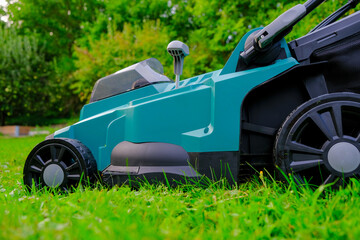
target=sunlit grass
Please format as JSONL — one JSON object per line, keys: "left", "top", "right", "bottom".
{"left": 1, "top": 135, "right": 360, "bottom": 239}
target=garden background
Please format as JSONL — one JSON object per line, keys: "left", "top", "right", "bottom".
{"left": 0, "top": 0, "right": 355, "bottom": 126}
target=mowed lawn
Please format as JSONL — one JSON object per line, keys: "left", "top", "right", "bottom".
{"left": 1, "top": 136, "right": 360, "bottom": 239}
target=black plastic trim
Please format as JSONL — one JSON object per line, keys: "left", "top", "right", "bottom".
{"left": 102, "top": 141, "right": 240, "bottom": 186}
{"left": 289, "top": 11, "right": 360, "bottom": 62}
{"left": 110, "top": 141, "right": 190, "bottom": 167}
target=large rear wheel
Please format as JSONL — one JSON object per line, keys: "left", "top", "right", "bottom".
{"left": 23, "top": 138, "right": 97, "bottom": 191}
{"left": 274, "top": 93, "right": 360, "bottom": 187}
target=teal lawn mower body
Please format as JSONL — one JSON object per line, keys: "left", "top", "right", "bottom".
{"left": 55, "top": 35, "right": 295, "bottom": 171}
{"left": 24, "top": 0, "right": 360, "bottom": 189}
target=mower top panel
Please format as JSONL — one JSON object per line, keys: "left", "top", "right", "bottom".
{"left": 90, "top": 58, "right": 171, "bottom": 103}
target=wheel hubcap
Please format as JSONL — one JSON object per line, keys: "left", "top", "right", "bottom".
{"left": 43, "top": 164, "right": 65, "bottom": 187}
{"left": 327, "top": 142, "right": 360, "bottom": 173}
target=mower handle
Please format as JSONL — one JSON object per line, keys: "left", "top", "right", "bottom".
{"left": 241, "top": 0, "right": 326, "bottom": 64}
{"left": 255, "top": 0, "right": 327, "bottom": 49}
{"left": 310, "top": 0, "right": 360, "bottom": 33}
{"left": 304, "top": 0, "right": 327, "bottom": 13}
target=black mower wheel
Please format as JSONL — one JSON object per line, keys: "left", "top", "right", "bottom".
{"left": 274, "top": 93, "right": 360, "bottom": 187}
{"left": 23, "top": 138, "right": 97, "bottom": 191}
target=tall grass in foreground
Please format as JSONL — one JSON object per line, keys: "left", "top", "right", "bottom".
{"left": 1, "top": 135, "right": 360, "bottom": 239}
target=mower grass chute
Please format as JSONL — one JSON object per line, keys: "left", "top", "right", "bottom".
{"left": 23, "top": 0, "right": 360, "bottom": 190}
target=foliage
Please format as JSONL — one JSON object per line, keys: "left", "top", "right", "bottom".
{"left": 0, "top": 25, "right": 81, "bottom": 126}
{"left": 0, "top": 26, "right": 52, "bottom": 125}
{"left": 78, "top": 0, "right": 170, "bottom": 41}
{"left": 7, "top": 0, "right": 103, "bottom": 58}
{"left": 0, "top": 6, "right": 6, "bottom": 27}
{"left": 3, "top": 136, "right": 360, "bottom": 239}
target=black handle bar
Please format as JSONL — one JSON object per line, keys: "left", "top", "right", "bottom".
{"left": 304, "top": 0, "right": 327, "bottom": 13}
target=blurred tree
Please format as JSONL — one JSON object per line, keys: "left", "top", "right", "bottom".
{"left": 4, "top": 0, "right": 103, "bottom": 124}
{"left": 0, "top": 6, "right": 6, "bottom": 27}
{"left": 0, "top": 26, "right": 52, "bottom": 125}
{"left": 76, "top": 0, "right": 171, "bottom": 47}
{"left": 7, "top": 0, "right": 104, "bottom": 58}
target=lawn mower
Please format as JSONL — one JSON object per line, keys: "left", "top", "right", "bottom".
{"left": 24, "top": 0, "right": 360, "bottom": 189}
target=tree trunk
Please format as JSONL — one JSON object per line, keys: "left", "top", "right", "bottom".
{"left": 0, "top": 111, "right": 6, "bottom": 126}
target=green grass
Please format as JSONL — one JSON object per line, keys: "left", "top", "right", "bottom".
{"left": 2, "top": 136, "right": 360, "bottom": 239}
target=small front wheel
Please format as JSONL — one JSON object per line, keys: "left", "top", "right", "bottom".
{"left": 23, "top": 138, "right": 97, "bottom": 191}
